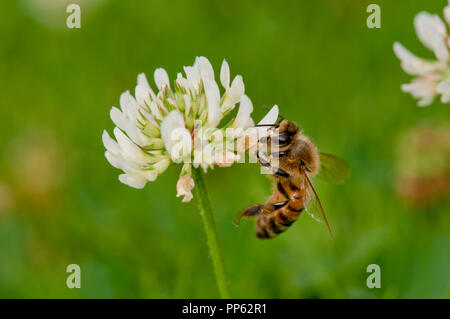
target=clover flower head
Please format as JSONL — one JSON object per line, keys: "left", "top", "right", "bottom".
{"left": 103, "top": 56, "right": 278, "bottom": 202}
{"left": 393, "top": 1, "right": 450, "bottom": 106}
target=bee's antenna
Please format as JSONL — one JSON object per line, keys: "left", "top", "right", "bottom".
{"left": 276, "top": 115, "right": 284, "bottom": 125}
{"left": 254, "top": 124, "right": 279, "bottom": 127}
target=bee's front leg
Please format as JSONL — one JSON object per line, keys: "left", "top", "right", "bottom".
{"left": 257, "top": 152, "right": 289, "bottom": 178}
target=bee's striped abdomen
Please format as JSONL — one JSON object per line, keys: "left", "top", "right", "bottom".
{"left": 256, "top": 208, "right": 303, "bottom": 239}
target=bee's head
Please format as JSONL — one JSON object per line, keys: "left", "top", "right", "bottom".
{"left": 276, "top": 120, "right": 298, "bottom": 136}
{"left": 265, "top": 120, "right": 298, "bottom": 148}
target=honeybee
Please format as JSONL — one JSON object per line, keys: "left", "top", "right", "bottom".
{"left": 235, "top": 119, "right": 350, "bottom": 239}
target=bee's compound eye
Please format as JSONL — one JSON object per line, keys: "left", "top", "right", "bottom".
{"left": 272, "top": 133, "right": 291, "bottom": 146}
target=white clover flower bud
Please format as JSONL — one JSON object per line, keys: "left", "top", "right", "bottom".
{"left": 103, "top": 57, "right": 277, "bottom": 201}
{"left": 176, "top": 174, "right": 195, "bottom": 202}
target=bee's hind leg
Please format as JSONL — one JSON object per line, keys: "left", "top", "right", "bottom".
{"left": 234, "top": 201, "right": 289, "bottom": 227}
{"left": 241, "top": 205, "right": 263, "bottom": 218}
{"left": 270, "top": 200, "right": 289, "bottom": 210}
{"left": 234, "top": 205, "right": 262, "bottom": 226}
{"left": 248, "top": 201, "right": 290, "bottom": 217}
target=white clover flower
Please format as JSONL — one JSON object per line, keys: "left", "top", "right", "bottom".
{"left": 393, "top": 1, "right": 450, "bottom": 106}
{"left": 103, "top": 56, "right": 278, "bottom": 202}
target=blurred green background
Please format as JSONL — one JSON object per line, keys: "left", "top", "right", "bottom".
{"left": 0, "top": 0, "right": 448, "bottom": 298}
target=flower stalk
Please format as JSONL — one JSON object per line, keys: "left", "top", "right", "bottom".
{"left": 192, "top": 167, "right": 230, "bottom": 299}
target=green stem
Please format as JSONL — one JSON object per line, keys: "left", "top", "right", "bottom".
{"left": 191, "top": 167, "right": 231, "bottom": 299}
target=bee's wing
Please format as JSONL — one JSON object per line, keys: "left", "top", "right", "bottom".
{"left": 316, "top": 152, "right": 350, "bottom": 184}
{"left": 303, "top": 168, "right": 334, "bottom": 239}
{"left": 305, "top": 194, "right": 322, "bottom": 223}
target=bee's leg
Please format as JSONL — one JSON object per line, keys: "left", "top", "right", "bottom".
{"left": 259, "top": 135, "right": 269, "bottom": 144}
{"left": 257, "top": 153, "right": 290, "bottom": 178}
{"left": 241, "top": 205, "right": 263, "bottom": 218}
{"left": 270, "top": 167, "right": 290, "bottom": 178}
{"left": 234, "top": 204, "right": 263, "bottom": 226}
{"left": 234, "top": 200, "right": 289, "bottom": 226}
{"left": 262, "top": 200, "right": 289, "bottom": 215}
{"left": 270, "top": 151, "right": 288, "bottom": 158}
{"left": 240, "top": 201, "right": 289, "bottom": 219}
